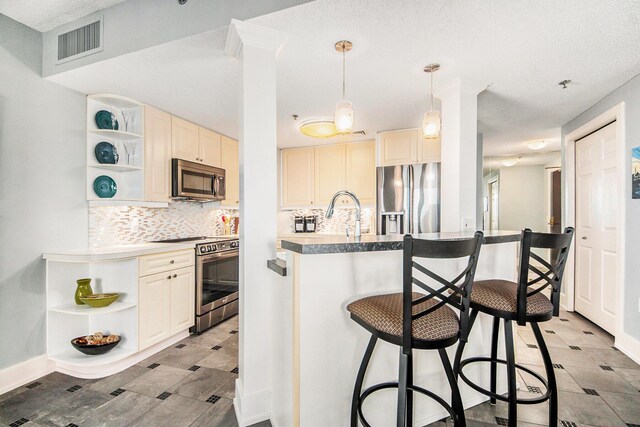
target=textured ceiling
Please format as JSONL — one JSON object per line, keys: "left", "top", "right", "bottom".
{"left": 48, "top": 0, "right": 640, "bottom": 156}
{"left": 0, "top": 0, "right": 126, "bottom": 32}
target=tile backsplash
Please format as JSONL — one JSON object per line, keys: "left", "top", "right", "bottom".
{"left": 284, "top": 208, "right": 375, "bottom": 235}
{"left": 89, "top": 201, "right": 238, "bottom": 247}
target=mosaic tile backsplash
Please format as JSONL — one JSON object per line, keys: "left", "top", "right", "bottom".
{"left": 285, "top": 208, "right": 375, "bottom": 235}
{"left": 89, "top": 201, "right": 238, "bottom": 247}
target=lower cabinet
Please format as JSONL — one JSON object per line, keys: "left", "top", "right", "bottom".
{"left": 138, "top": 251, "right": 195, "bottom": 351}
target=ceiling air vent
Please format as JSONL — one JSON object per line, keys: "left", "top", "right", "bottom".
{"left": 57, "top": 17, "right": 103, "bottom": 63}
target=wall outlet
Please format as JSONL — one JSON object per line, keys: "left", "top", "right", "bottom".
{"left": 462, "top": 217, "right": 474, "bottom": 232}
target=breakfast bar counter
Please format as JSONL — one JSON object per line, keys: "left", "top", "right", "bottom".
{"left": 271, "top": 231, "right": 520, "bottom": 427}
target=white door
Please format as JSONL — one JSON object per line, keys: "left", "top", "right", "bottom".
{"left": 575, "top": 122, "right": 617, "bottom": 334}
{"left": 139, "top": 273, "right": 171, "bottom": 350}
{"left": 170, "top": 266, "right": 195, "bottom": 334}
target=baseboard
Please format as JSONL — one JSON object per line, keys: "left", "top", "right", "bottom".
{"left": 234, "top": 379, "right": 271, "bottom": 427}
{"left": 614, "top": 331, "right": 640, "bottom": 365}
{"left": 0, "top": 354, "right": 54, "bottom": 395}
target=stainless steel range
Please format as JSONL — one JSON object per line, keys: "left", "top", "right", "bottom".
{"left": 152, "top": 236, "right": 239, "bottom": 333}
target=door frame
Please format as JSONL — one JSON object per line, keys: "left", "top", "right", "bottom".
{"left": 562, "top": 102, "right": 625, "bottom": 341}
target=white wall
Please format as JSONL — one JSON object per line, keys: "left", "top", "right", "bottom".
{"left": 497, "top": 165, "right": 547, "bottom": 232}
{"left": 562, "top": 73, "right": 640, "bottom": 340}
{"left": 0, "top": 15, "right": 87, "bottom": 370}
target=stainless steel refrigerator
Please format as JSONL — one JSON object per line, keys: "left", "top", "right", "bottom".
{"left": 376, "top": 163, "right": 441, "bottom": 235}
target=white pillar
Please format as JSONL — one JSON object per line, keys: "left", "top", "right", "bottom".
{"left": 225, "top": 19, "right": 287, "bottom": 426}
{"left": 436, "top": 78, "right": 487, "bottom": 232}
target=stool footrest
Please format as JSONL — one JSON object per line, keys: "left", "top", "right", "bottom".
{"left": 357, "top": 381, "right": 456, "bottom": 427}
{"left": 458, "top": 356, "right": 551, "bottom": 405}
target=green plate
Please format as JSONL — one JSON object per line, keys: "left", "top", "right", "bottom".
{"left": 95, "top": 110, "right": 119, "bottom": 130}
{"left": 93, "top": 175, "right": 117, "bottom": 198}
{"left": 79, "top": 293, "right": 119, "bottom": 308}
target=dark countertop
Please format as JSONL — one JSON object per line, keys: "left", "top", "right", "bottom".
{"left": 280, "top": 230, "right": 521, "bottom": 255}
{"left": 267, "top": 258, "right": 287, "bottom": 276}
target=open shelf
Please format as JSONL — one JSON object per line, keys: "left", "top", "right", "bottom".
{"left": 88, "top": 94, "right": 143, "bottom": 109}
{"left": 89, "top": 129, "right": 142, "bottom": 140}
{"left": 89, "top": 164, "right": 142, "bottom": 172}
{"left": 49, "top": 301, "right": 136, "bottom": 316}
{"left": 50, "top": 346, "right": 137, "bottom": 367}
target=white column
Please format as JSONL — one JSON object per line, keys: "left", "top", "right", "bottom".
{"left": 436, "top": 78, "right": 487, "bottom": 232}
{"left": 225, "top": 19, "right": 287, "bottom": 426}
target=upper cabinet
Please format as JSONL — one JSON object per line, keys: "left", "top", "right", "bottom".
{"left": 345, "top": 140, "right": 376, "bottom": 205}
{"left": 171, "top": 116, "right": 199, "bottom": 163}
{"left": 314, "top": 144, "right": 346, "bottom": 205}
{"left": 281, "top": 141, "right": 376, "bottom": 208}
{"left": 199, "top": 127, "right": 222, "bottom": 167}
{"left": 377, "top": 129, "right": 440, "bottom": 166}
{"left": 282, "top": 147, "right": 315, "bottom": 207}
{"left": 221, "top": 136, "right": 239, "bottom": 206}
{"left": 144, "top": 106, "right": 171, "bottom": 202}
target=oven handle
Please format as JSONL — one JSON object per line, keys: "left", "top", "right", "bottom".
{"left": 199, "top": 249, "right": 239, "bottom": 262}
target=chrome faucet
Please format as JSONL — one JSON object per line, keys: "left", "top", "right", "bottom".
{"left": 325, "top": 190, "right": 362, "bottom": 237}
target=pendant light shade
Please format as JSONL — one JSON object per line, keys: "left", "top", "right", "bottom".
{"left": 334, "top": 100, "right": 353, "bottom": 133}
{"left": 334, "top": 40, "right": 353, "bottom": 134}
{"left": 423, "top": 63, "right": 441, "bottom": 139}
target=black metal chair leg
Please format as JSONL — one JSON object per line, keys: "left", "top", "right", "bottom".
{"left": 439, "top": 348, "right": 466, "bottom": 427}
{"left": 490, "top": 315, "right": 500, "bottom": 404}
{"left": 351, "top": 335, "right": 378, "bottom": 427}
{"left": 532, "top": 322, "right": 558, "bottom": 427}
{"left": 397, "top": 350, "right": 409, "bottom": 427}
{"left": 407, "top": 350, "right": 413, "bottom": 426}
{"left": 503, "top": 319, "right": 517, "bottom": 427}
{"left": 454, "top": 309, "right": 479, "bottom": 380}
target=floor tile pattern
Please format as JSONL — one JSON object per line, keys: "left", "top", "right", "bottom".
{"left": 0, "top": 316, "right": 270, "bottom": 427}
{"left": 426, "top": 311, "right": 640, "bottom": 426}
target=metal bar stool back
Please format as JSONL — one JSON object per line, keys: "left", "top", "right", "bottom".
{"left": 347, "top": 232, "right": 484, "bottom": 427}
{"left": 453, "top": 227, "right": 575, "bottom": 427}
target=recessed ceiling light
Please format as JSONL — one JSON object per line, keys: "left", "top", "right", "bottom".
{"left": 527, "top": 140, "right": 547, "bottom": 150}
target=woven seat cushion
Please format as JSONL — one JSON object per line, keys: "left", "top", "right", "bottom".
{"left": 347, "top": 292, "right": 459, "bottom": 342}
{"left": 470, "top": 279, "right": 553, "bottom": 317}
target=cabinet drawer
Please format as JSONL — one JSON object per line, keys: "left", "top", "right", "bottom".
{"left": 139, "top": 250, "right": 194, "bottom": 277}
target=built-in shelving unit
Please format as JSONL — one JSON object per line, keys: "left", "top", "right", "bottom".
{"left": 86, "top": 94, "right": 145, "bottom": 203}
{"left": 49, "top": 301, "right": 136, "bottom": 315}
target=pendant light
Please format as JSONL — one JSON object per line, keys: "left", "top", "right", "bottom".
{"left": 423, "top": 63, "right": 441, "bottom": 139}
{"left": 334, "top": 40, "right": 353, "bottom": 134}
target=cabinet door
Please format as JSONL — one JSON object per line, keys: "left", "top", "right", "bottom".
{"left": 418, "top": 135, "right": 441, "bottom": 163}
{"left": 345, "top": 140, "right": 376, "bottom": 205}
{"left": 170, "top": 266, "right": 195, "bottom": 334}
{"left": 144, "top": 106, "right": 171, "bottom": 202}
{"left": 171, "top": 116, "right": 199, "bottom": 162}
{"left": 220, "top": 136, "right": 239, "bottom": 206}
{"left": 314, "top": 144, "right": 346, "bottom": 205}
{"left": 281, "top": 147, "right": 315, "bottom": 207}
{"left": 378, "top": 129, "right": 419, "bottom": 166}
{"left": 139, "top": 273, "right": 171, "bottom": 350}
{"left": 199, "top": 127, "right": 222, "bottom": 167}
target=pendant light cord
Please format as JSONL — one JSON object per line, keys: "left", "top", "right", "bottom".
{"left": 430, "top": 70, "right": 434, "bottom": 112}
{"left": 342, "top": 43, "right": 346, "bottom": 100}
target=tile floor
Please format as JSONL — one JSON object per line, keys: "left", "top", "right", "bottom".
{"left": 0, "top": 316, "right": 270, "bottom": 427}
{"left": 427, "top": 310, "right": 640, "bottom": 427}
{"left": 1, "top": 311, "right": 638, "bottom": 426}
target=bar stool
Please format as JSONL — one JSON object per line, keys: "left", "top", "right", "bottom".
{"left": 453, "top": 228, "right": 575, "bottom": 427}
{"left": 347, "top": 232, "right": 484, "bottom": 427}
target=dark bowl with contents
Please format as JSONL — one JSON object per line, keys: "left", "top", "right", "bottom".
{"left": 71, "top": 334, "right": 120, "bottom": 355}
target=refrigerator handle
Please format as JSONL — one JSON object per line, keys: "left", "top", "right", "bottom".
{"left": 407, "top": 164, "right": 413, "bottom": 234}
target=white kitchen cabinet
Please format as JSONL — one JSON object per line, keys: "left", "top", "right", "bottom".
{"left": 199, "top": 127, "right": 222, "bottom": 167}
{"left": 170, "top": 266, "right": 195, "bottom": 334}
{"left": 314, "top": 144, "right": 346, "bottom": 205}
{"left": 282, "top": 147, "right": 315, "bottom": 207}
{"left": 345, "top": 140, "right": 376, "bottom": 205}
{"left": 171, "top": 116, "right": 200, "bottom": 163}
{"left": 139, "top": 249, "right": 195, "bottom": 351}
{"left": 139, "top": 272, "right": 172, "bottom": 350}
{"left": 378, "top": 128, "right": 441, "bottom": 166}
{"left": 221, "top": 136, "right": 239, "bottom": 206}
{"left": 144, "top": 106, "right": 171, "bottom": 202}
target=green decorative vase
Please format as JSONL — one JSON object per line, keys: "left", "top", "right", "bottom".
{"left": 75, "top": 278, "right": 93, "bottom": 305}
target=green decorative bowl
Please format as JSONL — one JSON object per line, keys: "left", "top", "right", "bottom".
{"left": 79, "top": 293, "right": 119, "bottom": 308}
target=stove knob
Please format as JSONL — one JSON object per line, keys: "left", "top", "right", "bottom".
{"left": 211, "top": 245, "right": 217, "bottom": 251}
{"left": 231, "top": 242, "right": 239, "bottom": 248}
{"left": 199, "top": 246, "right": 206, "bottom": 254}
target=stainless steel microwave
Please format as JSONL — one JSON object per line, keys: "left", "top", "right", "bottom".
{"left": 171, "top": 159, "right": 226, "bottom": 201}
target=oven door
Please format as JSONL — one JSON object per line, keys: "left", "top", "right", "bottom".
{"left": 196, "top": 250, "right": 239, "bottom": 315}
